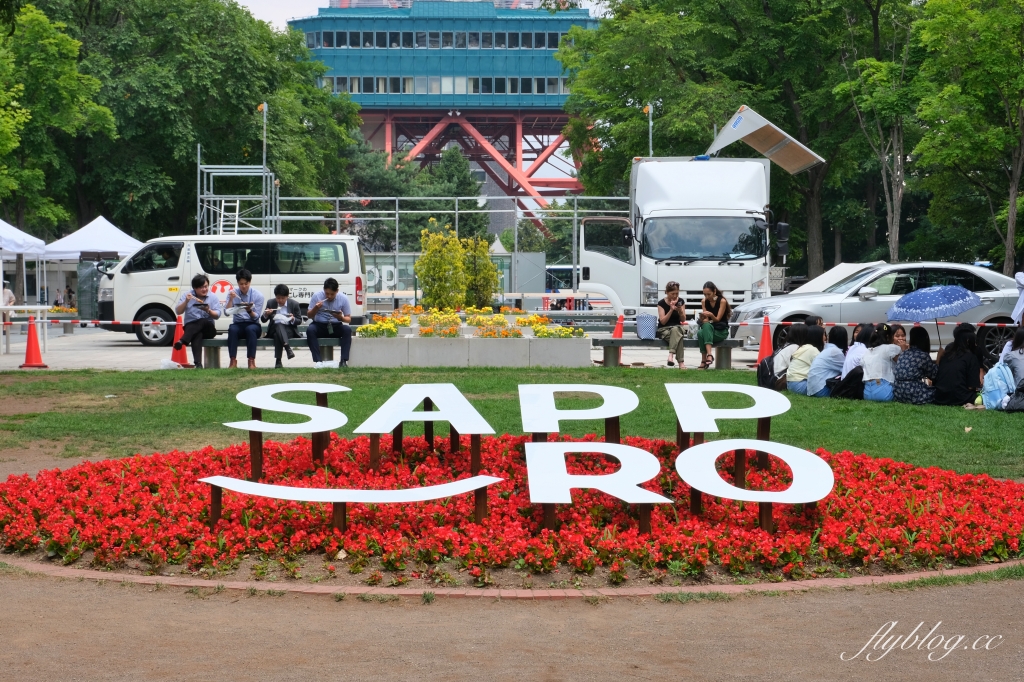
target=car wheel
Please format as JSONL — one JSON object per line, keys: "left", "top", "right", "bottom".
{"left": 135, "top": 308, "right": 174, "bottom": 346}
{"left": 978, "top": 322, "right": 1015, "bottom": 368}
{"left": 772, "top": 317, "right": 805, "bottom": 350}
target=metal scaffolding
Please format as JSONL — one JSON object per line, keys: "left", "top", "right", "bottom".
{"left": 195, "top": 145, "right": 280, "bottom": 235}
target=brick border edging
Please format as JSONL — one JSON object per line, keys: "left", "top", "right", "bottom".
{"left": 2, "top": 554, "right": 1021, "bottom": 600}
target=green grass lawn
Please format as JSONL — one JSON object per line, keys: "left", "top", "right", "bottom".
{"left": 1, "top": 367, "right": 1019, "bottom": 478}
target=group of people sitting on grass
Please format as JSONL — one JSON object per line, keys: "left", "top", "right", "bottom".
{"left": 765, "top": 315, "right": 1024, "bottom": 410}
{"left": 172, "top": 270, "right": 353, "bottom": 369}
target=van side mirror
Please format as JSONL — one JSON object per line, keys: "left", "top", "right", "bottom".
{"left": 858, "top": 286, "right": 878, "bottom": 301}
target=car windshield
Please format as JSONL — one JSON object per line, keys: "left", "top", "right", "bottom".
{"left": 641, "top": 217, "right": 765, "bottom": 260}
{"left": 823, "top": 268, "right": 881, "bottom": 294}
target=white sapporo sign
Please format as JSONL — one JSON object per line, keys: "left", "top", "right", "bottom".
{"left": 199, "top": 383, "right": 835, "bottom": 509}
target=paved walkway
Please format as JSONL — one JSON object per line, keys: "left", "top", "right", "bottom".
{"left": 0, "top": 327, "right": 761, "bottom": 371}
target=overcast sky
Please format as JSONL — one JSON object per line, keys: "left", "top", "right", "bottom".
{"left": 238, "top": 0, "right": 323, "bottom": 30}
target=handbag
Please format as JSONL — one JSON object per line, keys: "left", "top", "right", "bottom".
{"left": 1004, "top": 379, "right": 1024, "bottom": 413}
{"left": 636, "top": 313, "right": 658, "bottom": 340}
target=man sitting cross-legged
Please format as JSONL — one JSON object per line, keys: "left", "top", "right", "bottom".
{"left": 305, "top": 277, "right": 352, "bottom": 368}
{"left": 262, "top": 283, "right": 301, "bottom": 369}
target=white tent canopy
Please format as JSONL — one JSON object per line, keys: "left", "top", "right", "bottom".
{"left": 44, "top": 216, "right": 143, "bottom": 261}
{"left": 0, "top": 219, "right": 45, "bottom": 257}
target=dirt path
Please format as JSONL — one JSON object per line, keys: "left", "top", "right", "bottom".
{"left": 1, "top": 567, "right": 1019, "bottom": 681}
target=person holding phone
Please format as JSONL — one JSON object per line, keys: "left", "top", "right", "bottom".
{"left": 305, "top": 277, "right": 352, "bottom": 367}
{"left": 697, "top": 281, "right": 731, "bottom": 369}
{"left": 225, "top": 268, "right": 265, "bottom": 369}
{"left": 655, "top": 281, "right": 686, "bottom": 368}
{"left": 173, "top": 273, "right": 221, "bottom": 369}
{"left": 262, "top": 283, "right": 301, "bottom": 369}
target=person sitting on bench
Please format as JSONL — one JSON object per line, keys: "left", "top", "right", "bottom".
{"left": 173, "top": 273, "right": 221, "bottom": 369}
{"left": 225, "top": 268, "right": 265, "bottom": 369}
{"left": 262, "top": 283, "right": 301, "bottom": 369}
{"left": 305, "top": 277, "right": 352, "bottom": 368}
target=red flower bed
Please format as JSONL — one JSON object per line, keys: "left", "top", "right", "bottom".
{"left": 1, "top": 435, "right": 1023, "bottom": 581}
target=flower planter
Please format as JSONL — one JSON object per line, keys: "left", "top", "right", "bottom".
{"left": 529, "top": 337, "right": 591, "bottom": 367}
{"left": 468, "top": 338, "right": 531, "bottom": 367}
{"left": 408, "top": 337, "right": 470, "bottom": 367}
{"left": 519, "top": 327, "right": 535, "bottom": 337}
{"left": 349, "top": 337, "right": 409, "bottom": 367}
{"left": 396, "top": 327, "right": 411, "bottom": 337}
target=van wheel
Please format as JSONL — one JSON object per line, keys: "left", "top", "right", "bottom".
{"left": 135, "top": 308, "right": 174, "bottom": 346}
{"left": 978, "top": 322, "right": 1015, "bottom": 368}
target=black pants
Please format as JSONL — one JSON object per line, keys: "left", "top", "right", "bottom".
{"left": 228, "top": 320, "right": 261, "bottom": 359}
{"left": 305, "top": 321, "right": 351, "bottom": 362}
{"left": 180, "top": 319, "right": 217, "bottom": 365}
{"left": 268, "top": 323, "right": 297, "bottom": 359}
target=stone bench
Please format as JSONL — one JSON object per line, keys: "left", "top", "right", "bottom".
{"left": 591, "top": 338, "right": 744, "bottom": 369}
{"left": 200, "top": 336, "right": 340, "bottom": 368}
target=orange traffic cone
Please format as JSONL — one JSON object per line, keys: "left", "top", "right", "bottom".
{"left": 170, "top": 315, "right": 193, "bottom": 368}
{"left": 756, "top": 315, "right": 773, "bottom": 364}
{"left": 612, "top": 314, "right": 624, "bottom": 367}
{"left": 19, "top": 316, "right": 47, "bottom": 369}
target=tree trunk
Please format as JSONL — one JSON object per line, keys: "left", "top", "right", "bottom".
{"left": 1006, "top": 181, "right": 1019, "bottom": 277}
{"left": 865, "top": 177, "right": 877, "bottom": 250}
{"left": 834, "top": 224, "right": 842, "bottom": 266}
{"left": 804, "top": 170, "right": 826, "bottom": 278}
{"left": 883, "top": 124, "right": 905, "bottom": 263}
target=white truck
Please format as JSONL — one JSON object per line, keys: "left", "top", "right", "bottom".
{"left": 576, "top": 106, "right": 823, "bottom": 320}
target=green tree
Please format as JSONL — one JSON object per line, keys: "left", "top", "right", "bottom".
{"left": 34, "top": 0, "right": 360, "bottom": 238}
{"left": 915, "top": 0, "right": 1024, "bottom": 274}
{"left": 414, "top": 223, "right": 466, "bottom": 310}
{"left": 0, "top": 5, "right": 113, "bottom": 301}
{"left": 426, "top": 147, "right": 488, "bottom": 240}
{"left": 500, "top": 219, "right": 549, "bottom": 253}
{"left": 462, "top": 235, "right": 499, "bottom": 308}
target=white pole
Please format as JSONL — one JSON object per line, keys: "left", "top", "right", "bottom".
{"left": 262, "top": 102, "right": 268, "bottom": 170}
{"left": 648, "top": 103, "right": 653, "bottom": 157}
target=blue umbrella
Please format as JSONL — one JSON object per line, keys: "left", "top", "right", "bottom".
{"left": 887, "top": 285, "right": 982, "bottom": 345}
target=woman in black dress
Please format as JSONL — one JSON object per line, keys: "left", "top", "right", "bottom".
{"left": 933, "top": 323, "right": 983, "bottom": 407}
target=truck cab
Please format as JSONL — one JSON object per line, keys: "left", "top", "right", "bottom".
{"left": 579, "top": 157, "right": 773, "bottom": 318}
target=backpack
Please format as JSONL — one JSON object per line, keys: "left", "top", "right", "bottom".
{"left": 756, "top": 354, "right": 776, "bottom": 389}
{"left": 1004, "top": 378, "right": 1024, "bottom": 413}
{"left": 636, "top": 313, "right": 658, "bottom": 340}
{"left": 830, "top": 367, "right": 865, "bottom": 400}
{"left": 982, "top": 362, "right": 1016, "bottom": 411}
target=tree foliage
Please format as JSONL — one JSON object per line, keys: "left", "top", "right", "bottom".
{"left": 462, "top": 235, "right": 499, "bottom": 308}
{"left": 414, "top": 221, "right": 466, "bottom": 310}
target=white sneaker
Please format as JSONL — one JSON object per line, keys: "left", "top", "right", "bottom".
{"left": 313, "top": 361, "right": 323, "bottom": 369}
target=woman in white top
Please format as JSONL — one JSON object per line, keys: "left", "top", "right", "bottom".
{"left": 841, "top": 323, "right": 873, "bottom": 379}
{"left": 861, "top": 323, "right": 909, "bottom": 402}
{"left": 787, "top": 326, "right": 826, "bottom": 395}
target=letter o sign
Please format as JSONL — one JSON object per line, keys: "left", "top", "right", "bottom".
{"left": 675, "top": 439, "right": 834, "bottom": 504}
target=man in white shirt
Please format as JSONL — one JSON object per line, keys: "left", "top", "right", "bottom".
{"left": 306, "top": 277, "right": 352, "bottom": 367}
{"left": 225, "top": 268, "right": 265, "bottom": 369}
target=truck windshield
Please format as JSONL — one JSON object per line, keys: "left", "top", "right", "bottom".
{"left": 641, "top": 217, "right": 765, "bottom": 261}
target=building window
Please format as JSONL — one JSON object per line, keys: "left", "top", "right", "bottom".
{"left": 336, "top": 31, "right": 347, "bottom": 48}
{"left": 455, "top": 32, "right": 467, "bottom": 48}
{"left": 323, "top": 31, "right": 334, "bottom": 48}
{"left": 428, "top": 31, "right": 439, "bottom": 48}
{"left": 509, "top": 77, "right": 519, "bottom": 93}
{"left": 376, "top": 77, "right": 387, "bottom": 93}
{"left": 508, "top": 32, "right": 520, "bottom": 49}
{"left": 415, "top": 76, "right": 427, "bottom": 94}
{"left": 336, "top": 76, "right": 349, "bottom": 93}
{"left": 535, "top": 78, "right": 546, "bottom": 94}
{"left": 482, "top": 32, "right": 492, "bottom": 48}
{"left": 468, "top": 32, "right": 480, "bottom": 48}
{"left": 363, "top": 32, "right": 374, "bottom": 48}
{"left": 317, "top": 32, "right": 324, "bottom": 48}
{"left": 547, "top": 77, "right": 559, "bottom": 93}
{"left": 534, "top": 33, "right": 546, "bottom": 49}
{"left": 306, "top": 33, "right": 315, "bottom": 49}
{"left": 389, "top": 32, "right": 400, "bottom": 48}
{"left": 548, "top": 32, "right": 559, "bottom": 48}
{"left": 521, "top": 32, "right": 532, "bottom": 49}
{"left": 349, "top": 77, "right": 360, "bottom": 94}
{"left": 403, "top": 77, "right": 414, "bottom": 93}
{"left": 441, "top": 76, "right": 453, "bottom": 94}
{"left": 469, "top": 77, "right": 480, "bottom": 94}
{"left": 402, "top": 31, "right": 413, "bottom": 48}
{"left": 482, "top": 77, "right": 492, "bottom": 94}
{"left": 455, "top": 76, "right": 467, "bottom": 94}
{"left": 390, "top": 77, "right": 401, "bottom": 93}
{"left": 416, "top": 31, "right": 427, "bottom": 48}
{"left": 495, "top": 32, "right": 506, "bottom": 48}
{"left": 363, "top": 77, "right": 374, "bottom": 93}
{"left": 442, "top": 31, "right": 453, "bottom": 47}
{"left": 428, "top": 76, "right": 440, "bottom": 94}
{"left": 561, "top": 77, "right": 570, "bottom": 94}
{"left": 376, "top": 32, "right": 386, "bottom": 48}
{"left": 494, "top": 77, "right": 506, "bottom": 93}
{"left": 521, "top": 77, "right": 532, "bottom": 94}
{"left": 349, "top": 32, "right": 360, "bottom": 48}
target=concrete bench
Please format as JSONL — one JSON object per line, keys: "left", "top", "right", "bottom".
{"left": 200, "top": 336, "right": 340, "bottom": 368}
{"left": 591, "top": 337, "right": 744, "bottom": 369}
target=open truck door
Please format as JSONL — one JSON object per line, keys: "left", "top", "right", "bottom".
{"left": 577, "top": 217, "right": 636, "bottom": 315}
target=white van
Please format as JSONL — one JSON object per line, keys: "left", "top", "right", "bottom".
{"left": 98, "top": 234, "right": 366, "bottom": 345}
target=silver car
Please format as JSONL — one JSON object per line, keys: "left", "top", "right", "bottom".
{"left": 730, "top": 262, "right": 1020, "bottom": 363}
